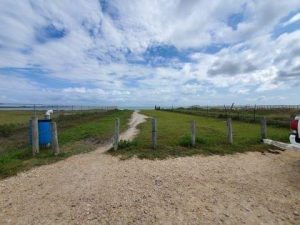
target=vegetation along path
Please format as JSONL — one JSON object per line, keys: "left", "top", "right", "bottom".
{"left": 0, "top": 111, "right": 300, "bottom": 224}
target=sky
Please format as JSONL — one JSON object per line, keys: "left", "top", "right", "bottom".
{"left": 0, "top": 0, "right": 300, "bottom": 107}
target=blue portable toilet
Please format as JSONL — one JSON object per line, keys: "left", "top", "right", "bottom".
{"left": 29, "top": 119, "right": 52, "bottom": 147}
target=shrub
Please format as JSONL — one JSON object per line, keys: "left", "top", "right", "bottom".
{"left": 178, "top": 134, "right": 205, "bottom": 148}
{"left": 0, "top": 124, "right": 19, "bottom": 137}
{"left": 118, "top": 140, "right": 137, "bottom": 149}
{"left": 217, "top": 114, "right": 227, "bottom": 119}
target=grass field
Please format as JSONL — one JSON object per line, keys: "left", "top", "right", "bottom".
{"left": 165, "top": 107, "right": 299, "bottom": 127}
{"left": 0, "top": 110, "right": 44, "bottom": 125}
{"left": 0, "top": 110, "right": 46, "bottom": 137}
{"left": 108, "top": 110, "right": 289, "bottom": 159}
{"left": 0, "top": 110, "right": 132, "bottom": 178}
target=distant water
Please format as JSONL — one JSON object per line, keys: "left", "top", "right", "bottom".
{"left": 0, "top": 104, "right": 160, "bottom": 111}
{"left": 0, "top": 106, "right": 154, "bottom": 111}
{"left": 119, "top": 106, "right": 154, "bottom": 110}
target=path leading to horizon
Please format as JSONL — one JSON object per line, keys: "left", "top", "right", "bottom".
{"left": 0, "top": 111, "right": 300, "bottom": 225}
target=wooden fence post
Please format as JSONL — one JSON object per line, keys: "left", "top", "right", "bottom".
{"left": 253, "top": 105, "right": 257, "bottom": 122}
{"left": 191, "top": 120, "right": 196, "bottom": 147}
{"left": 260, "top": 117, "right": 267, "bottom": 141}
{"left": 226, "top": 118, "right": 233, "bottom": 144}
{"left": 224, "top": 105, "right": 228, "bottom": 118}
{"left": 113, "top": 118, "right": 120, "bottom": 150}
{"left": 152, "top": 118, "right": 157, "bottom": 149}
{"left": 31, "top": 116, "right": 39, "bottom": 156}
{"left": 33, "top": 104, "right": 36, "bottom": 117}
{"left": 51, "top": 122, "right": 60, "bottom": 155}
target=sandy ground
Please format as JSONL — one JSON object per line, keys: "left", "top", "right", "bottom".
{"left": 119, "top": 110, "right": 148, "bottom": 142}
{"left": 0, "top": 111, "right": 300, "bottom": 225}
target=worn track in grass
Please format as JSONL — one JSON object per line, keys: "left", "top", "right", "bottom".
{"left": 0, "top": 111, "right": 300, "bottom": 225}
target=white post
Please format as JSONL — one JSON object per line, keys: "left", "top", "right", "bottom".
{"left": 152, "top": 118, "right": 157, "bottom": 149}
{"left": 191, "top": 120, "right": 196, "bottom": 147}
{"left": 226, "top": 118, "right": 233, "bottom": 144}
{"left": 51, "top": 122, "right": 60, "bottom": 155}
{"left": 260, "top": 117, "right": 267, "bottom": 140}
{"left": 31, "top": 116, "right": 39, "bottom": 155}
{"left": 113, "top": 118, "right": 120, "bottom": 150}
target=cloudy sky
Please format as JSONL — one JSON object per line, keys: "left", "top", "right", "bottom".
{"left": 0, "top": 0, "right": 300, "bottom": 107}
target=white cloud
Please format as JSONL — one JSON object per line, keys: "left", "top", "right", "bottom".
{"left": 283, "top": 12, "right": 300, "bottom": 26}
{"left": 0, "top": 0, "right": 300, "bottom": 106}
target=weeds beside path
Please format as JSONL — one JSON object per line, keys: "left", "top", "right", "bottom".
{"left": 108, "top": 110, "right": 289, "bottom": 160}
{"left": 0, "top": 110, "right": 132, "bottom": 179}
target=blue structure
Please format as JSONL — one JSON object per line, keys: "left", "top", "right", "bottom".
{"left": 29, "top": 119, "right": 52, "bottom": 146}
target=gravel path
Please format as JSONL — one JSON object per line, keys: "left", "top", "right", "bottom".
{"left": 0, "top": 111, "right": 300, "bottom": 225}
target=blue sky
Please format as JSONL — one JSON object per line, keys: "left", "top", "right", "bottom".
{"left": 0, "top": 0, "right": 300, "bottom": 106}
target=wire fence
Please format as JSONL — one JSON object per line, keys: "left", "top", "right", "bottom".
{"left": 0, "top": 103, "right": 119, "bottom": 154}
{"left": 0, "top": 103, "right": 118, "bottom": 126}
{"left": 0, "top": 103, "right": 117, "bottom": 117}
{"left": 160, "top": 105, "right": 300, "bottom": 127}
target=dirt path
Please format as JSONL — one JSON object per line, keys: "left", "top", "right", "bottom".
{"left": 0, "top": 111, "right": 300, "bottom": 225}
{"left": 119, "top": 110, "right": 147, "bottom": 142}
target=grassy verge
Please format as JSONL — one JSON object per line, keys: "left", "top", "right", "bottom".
{"left": 163, "top": 107, "right": 298, "bottom": 127}
{"left": 0, "top": 110, "right": 132, "bottom": 179}
{"left": 0, "top": 110, "right": 45, "bottom": 125}
{"left": 108, "top": 110, "right": 289, "bottom": 160}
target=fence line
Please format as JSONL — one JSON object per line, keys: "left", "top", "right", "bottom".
{"left": 139, "top": 116, "right": 269, "bottom": 150}
{"left": 0, "top": 103, "right": 117, "bottom": 111}
{"left": 187, "top": 105, "right": 300, "bottom": 110}
{"left": 160, "top": 105, "right": 300, "bottom": 127}
{"left": 0, "top": 103, "right": 118, "bottom": 118}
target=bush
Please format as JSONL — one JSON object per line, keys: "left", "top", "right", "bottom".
{"left": 217, "top": 114, "right": 227, "bottom": 119}
{"left": 178, "top": 134, "right": 205, "bottom": 148}
{"left": 0, "top": 124, "right": 20, "bottom": 137}
{"left": 118, "top": 140, "right": 137, "bottom": 149}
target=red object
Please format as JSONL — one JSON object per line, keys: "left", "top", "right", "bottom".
{"left": 290, "top": 119, "right": 298, "bottom": 131}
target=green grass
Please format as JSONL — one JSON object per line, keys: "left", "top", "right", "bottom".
{"left": 166, "top": 107, "right": 298, "bottom": 127}
{"left": 0, "top": 111, "right": 45, "bottom": 138}
{"left": 0, "top": 110, "right": 132, "bottom": 179}
{"left": 0, "top": 110, "right": 46, "bottom": 125}
{"left": 108, "top": 110, "right": 289, "bottom": 160}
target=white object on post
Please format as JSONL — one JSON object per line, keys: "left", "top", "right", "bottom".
{"left": 45, "top": 109, "right": 54, "bottom": 120}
